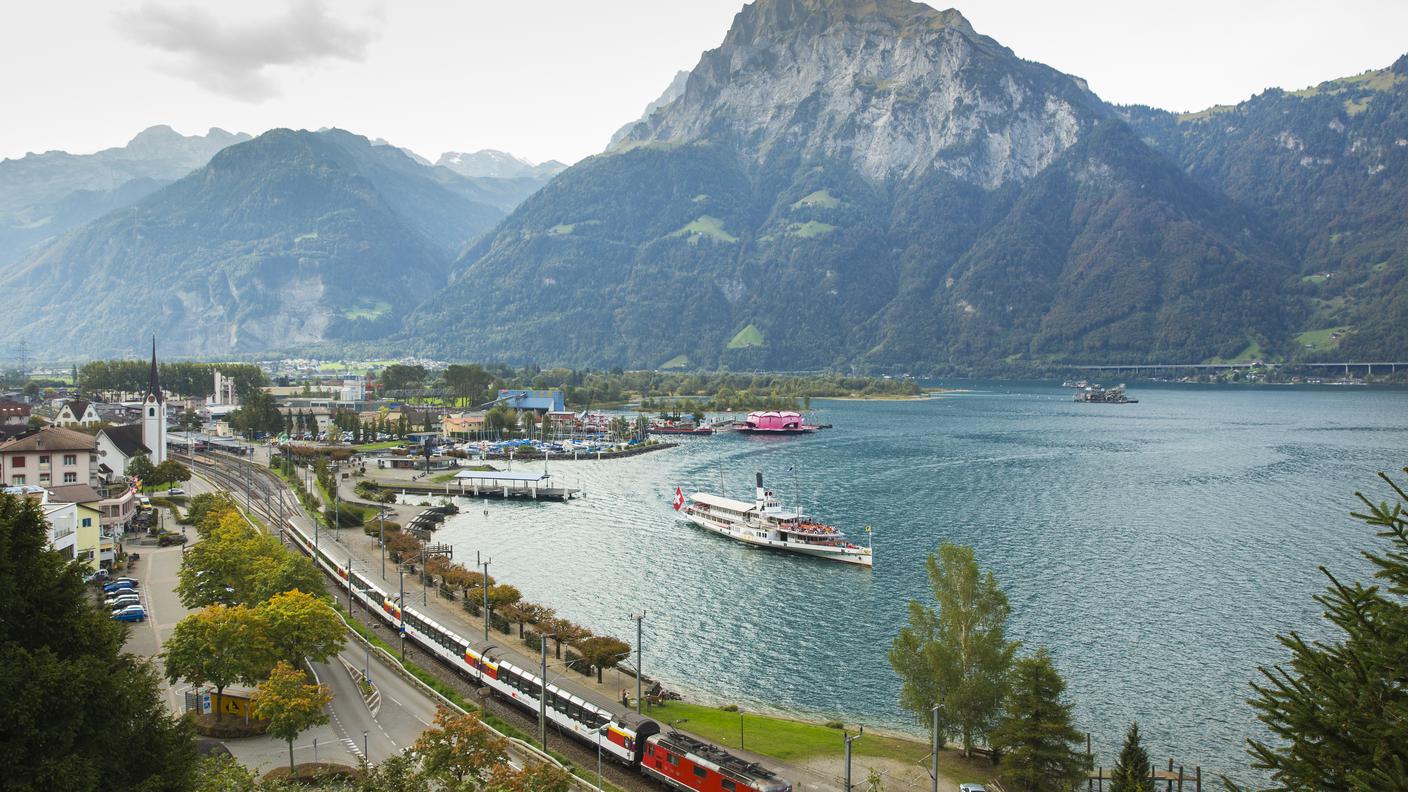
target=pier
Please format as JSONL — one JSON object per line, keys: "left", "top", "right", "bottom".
{"left": 378, "top": 470, "right": 581, "bottom": 501}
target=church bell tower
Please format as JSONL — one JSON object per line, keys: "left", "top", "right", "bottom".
{"left": 143, "top": 337, "right": 167, "bottom": 464}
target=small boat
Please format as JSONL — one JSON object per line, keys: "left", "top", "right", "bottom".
{"left": 648, "top": 423, "right": 716, "bottom": 435}
{"left": 674, "top": 473, "right": 872, "bottom": 567}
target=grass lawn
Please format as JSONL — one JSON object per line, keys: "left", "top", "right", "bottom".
{"left": 791, "top": 189, "right": 841, "bottom": 210}
{"left": 1205, "top": 341, "right": 1265, "bottom": 365}
{"left": 660, "top": 354, "right": 690, "bottom": 370}
{"left": 668, "top": 215, "right": 738, "bottom": 244}
{"left": 1295, "top": 326, "right": 1350, "bottom": 352}
{"left": 644, "top": 701, "right": 928, "bottom": 764}
{"left": 727, "top": 323, "right": 765, "bottom": 349}
{"left": 788, "top": 220, "right": 837, "bottom": 238}
{"left": 1300, "top": 273, "right": 1330, "bottom": 285}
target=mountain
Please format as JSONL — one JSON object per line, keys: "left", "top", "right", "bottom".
{"left": 402, "top": 0, "right": 1312, "bottom": 371}
{"left": 436, "top": 149, "right": 567, "bottom": 180}
{"left": 0, "top": 129, "right": 515, "bottom": 357}
{"left": 1122, "top": 56, "right": 1408, "bottom": 361}
{"left": 0, "top": 125, "right": 250, "bottom": 266}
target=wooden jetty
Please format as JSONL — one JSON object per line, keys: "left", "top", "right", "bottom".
{"left": 379, "top": 470, "right": 581, "bottom": 502}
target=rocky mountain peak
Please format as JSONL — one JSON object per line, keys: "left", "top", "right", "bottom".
{"left": 613, "top": 0, "right": 1102, "bottom": 189}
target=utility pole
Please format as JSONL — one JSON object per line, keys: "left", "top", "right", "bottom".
{"left": 379, "top": 508, "right": 386, "bottom": 580}
{"left": 630, "top": 611, "right": 645, "bottom": 714}
{"left": 347, "top": 555, "right": 354, "bottom": 614}
{"left": 398, "top": 567, "right": 405, "bottom": 659}
{"left": 931, "top": 705, "right": 941, "bottom": 792}
{"left": 481, "top": 559, "right": 492, "bottom": 641}
{"left": 844, "top": 726, "right": 864, "bottom": 792}
{"left": 539, "top": 634, "right": 552, "bottom": 751}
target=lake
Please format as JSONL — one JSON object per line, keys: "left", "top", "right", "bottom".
{"left": 426, "top": 382, "right": 1407, "bottom": 782}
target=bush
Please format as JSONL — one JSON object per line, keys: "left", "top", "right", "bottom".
{"left": 362, "top": 520, "right": 400, "bottom": 537}
{"left": 825, "top": 720, "right": 845, "bottom": 729}
{"left": 720, "top": 704, "right": 739, "bottom": 713}
{"left": 188, "top": 712, "right": 269, "bottom": 738}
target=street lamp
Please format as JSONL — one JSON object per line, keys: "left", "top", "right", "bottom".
{"left": 596, "top": 723, "right": 611, "bottom": 791}
{"left": 929, "top": 704, "right": 941, "bottom": 792}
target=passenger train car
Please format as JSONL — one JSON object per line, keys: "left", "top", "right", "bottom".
{"left": 282, "top": 517, "right": 791, "bottom": 792}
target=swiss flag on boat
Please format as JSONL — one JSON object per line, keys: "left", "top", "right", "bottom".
{"left": 672, "top": 486, "right": 685, "bottom": 511}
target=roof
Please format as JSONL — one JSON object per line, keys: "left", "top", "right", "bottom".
{"left": 62, "top": 399, "right": 92, "bottom": 418}
{"left": 689, "top": 492, "right": 757, "bottom": 513}
{"left": 146, "top": 337, "right": 164, "bottom": 404}
{"left": 453, "top": 470, "right": 552, "bottom": 483}
{"left": 45, "top": 484, "right": 102, "bottom": 504}
{"left": 0, "top": 400, "right": 31, "bottom": 414}
{"left": 99, "top": 424, "right": 150, "bottom": 458}
{"left": 0, "top": 426, "right": 97, "bottom": 453}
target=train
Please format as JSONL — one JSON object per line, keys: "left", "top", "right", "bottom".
{"left": 281, "top": 516, "right": 791, "bottom": 792}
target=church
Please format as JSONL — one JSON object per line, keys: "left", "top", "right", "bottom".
{"left": 94, "top": 339, "right": 167, "bottom": 479}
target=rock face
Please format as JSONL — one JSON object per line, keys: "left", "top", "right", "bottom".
{"left": 614, "top": 0, "right": 1101, "bottom": 188}
{"left": 403, "top": 0, "right": 1312, "bottom": 370}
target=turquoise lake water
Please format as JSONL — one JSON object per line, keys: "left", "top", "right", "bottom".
{"left": 428, "top": 382, "right": 1408, "bottom": 782}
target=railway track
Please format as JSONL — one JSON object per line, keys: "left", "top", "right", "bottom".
{"left": 187, "top": 450, "right": 659, "bottom": 792}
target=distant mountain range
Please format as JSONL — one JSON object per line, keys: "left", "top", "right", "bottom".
{"left": 5, "top": 0, "right": 1406, "bottom": 369}
{"left": 0, "top": 129, "right": 559, "bottom": 357}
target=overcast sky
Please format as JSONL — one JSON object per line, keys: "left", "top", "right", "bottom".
{"left": 3, "top": 0, "right": 1406, "bottom": 166}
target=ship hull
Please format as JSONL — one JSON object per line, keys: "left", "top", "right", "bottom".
{"left": 682, "top": 512, "right": 872, "bottom": 567}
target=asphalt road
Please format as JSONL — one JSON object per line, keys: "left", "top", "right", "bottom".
{"left": 120, "top": 472, "right": 447, "bottom": 774}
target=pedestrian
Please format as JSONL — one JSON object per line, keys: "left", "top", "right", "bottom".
{"left": 621, "top": 689, "right": 629, "bottom": 708}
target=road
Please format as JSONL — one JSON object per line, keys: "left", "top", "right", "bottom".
{"left": 122, "top": 471, "right": 447, "bottom": 774}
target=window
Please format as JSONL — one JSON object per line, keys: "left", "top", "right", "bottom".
{"left": 82, "top": 518, "right": 92, "bottom": 527}
{"left": 12, "top": 456, "right": 24, "bottom": 467}
{"left": 63, "top": 472, "right": 77, "bottom": 483}
{"left": 63, "top": 454, "right": 76, "bottom": 465}
{"left": 39, "top": 455, "right": 49, "bottom": 464}
{"left": 148, "top": 407, "right": 155, "bottom": 417}
{"left": 722, "top": 781, "right": 736, "bottom": 792}
{"left": 10, "top": 475, "right": 24, "bottom": 485}
{"left": 39, "top": 473, "right": 50, "bottom": 484}
{"left": 694, "top": 768, "right": 708, "bottom": 780}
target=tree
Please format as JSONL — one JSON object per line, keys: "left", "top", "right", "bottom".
{"left": 164, "top": 604, "right": 272, "bottom": 721}
{"left": 413, "top": 708, "right": 509, "bottom": 787}
{"left": 1229, "top": 469, "right": 1408, "bottom": 791}
{"left": 256, "top": 589, "right": 345, "bottom": 667}
{"left": 990, "top": 648, "right": 1088, "bottom": 792}
{"left": 177, "top": 506, "right": 322, "bottom": 607}
{"left": 127, "top": 452, "right": 156, "bottom": 485}
{"left": 574, "top": 635, "right": 631, "bottom": 682}
{"left": 485, "top": 761, "right": 573, "bottom": 792}
{"left": 0, "top": 493, "right": 196, "bottom": 790}
{"left": 251, "top": 661, "right": 332, "bottom": 773}
{"left": 543, "top": 617, "right": 592, "bottom": 660}
{"left": 1110, "top": 723, "right": 1153, "bottom": 792}
{"left": 154, "top": 459, "right": 192, "bottom": 487}
{"left": 889, "top": 543, "right": 1016, "bottom": 756}
{"left": 381, "top": 364, "right": 427, "bottom": 391}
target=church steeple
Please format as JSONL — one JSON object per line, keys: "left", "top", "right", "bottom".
{"left": 146, "top": 336, "right": 163, "bottom": 404}
{"left": 142, "top": 336, "right": 167, "bottom": 464}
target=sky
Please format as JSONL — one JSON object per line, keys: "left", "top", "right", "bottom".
{"left": 2, "top": 0, "right": 1406, "bottom": 166}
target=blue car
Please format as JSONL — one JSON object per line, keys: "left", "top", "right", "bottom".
{"left": 111, "top": 605, "right": 147, "bottom": 622}
{"left": 103, "top": 579, "right": 138, "bottom": 594}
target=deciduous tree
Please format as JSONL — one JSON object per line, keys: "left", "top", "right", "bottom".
{"left": 164, "top": 604, "right": 272, "bottom": 721}
{"left": 990, "top": 647, "right": 1088, "bottom": 792}
{"left": 251, "top": 661, "right": 332, "bottom": 773}
{"left": 485, "top": 761, "right": 573, "bottom": 792}
{"left": 889, "top": 543, "right": 1016, "bottom": 756}
{"left": 257, "top": 589, "right": 345, "bottom": 666}
{"left": 412, "top": 708, "right": 509, "bottom": 787}
{"left": 574, "top": 635, "right": 632, "bottom": 682}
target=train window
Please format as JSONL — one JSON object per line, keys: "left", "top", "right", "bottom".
{"left": 722, "top": 780, "right": 736, "bottom": 792}
{"left": 666, "top": 754, "right": 679, "bottom": 767}
{"left": 694, "top": 767, "right": 707, "bottom": 779}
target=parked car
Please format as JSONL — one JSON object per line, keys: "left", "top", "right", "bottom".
{"left": 158, "top": 533, "right": 187, "bottom": 547}
{"left": 168, "top": 487, "right": 185, "bottom": 495}
{"left": 103, "top": 578, "right": 139, "bottom": 593}
{"left": 84, "top": 569, "right": 111, "bottom": 584}
{"left": 959, "top": 785, "right": 988, "bottom": 792}
{"left": 112, "top": 605, "right": 147, "bottom": 622}
{"left": 105, "top": 593, "right": 141, "bottom": 609}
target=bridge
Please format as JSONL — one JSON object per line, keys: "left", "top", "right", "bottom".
{"left": 1070, "top": 361, "right": 1407, "bottom": 375}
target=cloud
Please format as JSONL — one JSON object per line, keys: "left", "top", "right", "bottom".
{"left": 115, "top": 0, "right": 383, "bottom": 101}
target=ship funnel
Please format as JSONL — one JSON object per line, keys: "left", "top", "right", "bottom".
{"left": 755, "top": 472, "right": 766, "bottom": 504}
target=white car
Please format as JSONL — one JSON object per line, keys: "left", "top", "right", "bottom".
{"left": 959, "top": 785, "right": 988, "bottom": 792}
{"left": 168, "top": 487, "right": 185, "bottom": 495}
{"left": 105, "top": 593, "right": 141, "bottom": 609}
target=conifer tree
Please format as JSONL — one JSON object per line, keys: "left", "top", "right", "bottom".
{"left": 1228, "top": 468, "right": 1408, "bottom": 791}
{"left": 990, "top": 647, "right": 1088, "bottom": 792}
{"left": 0, "top": 493, "right": 195, "bottom": 789}
{"left": 1110, "top": 723, "right": 1153, "bottom": 792}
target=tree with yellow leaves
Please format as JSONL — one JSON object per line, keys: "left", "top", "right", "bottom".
{"left": 412, "top": 708, "right": 508, "bottom": 787}
{"left": 251, "top": 661, "right": 331, "bottom": 773}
